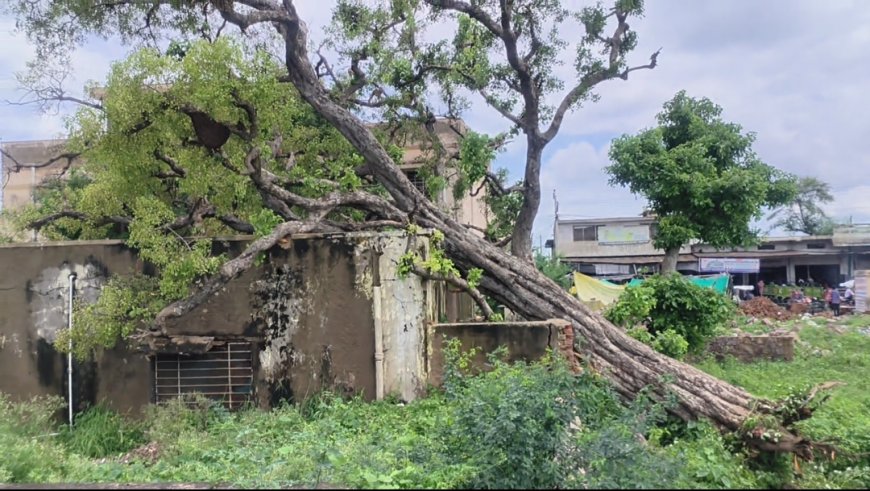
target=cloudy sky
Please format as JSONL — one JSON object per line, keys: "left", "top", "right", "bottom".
{"left": 2, "top": 0, "right": 868, "bottom": 244}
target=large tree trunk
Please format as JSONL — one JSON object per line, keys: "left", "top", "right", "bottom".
{"left": 661, "top": 246, "right": 681, "bottom": 274}
{"left": 509, "top": 140, "right": 544, "bottom": 260}
{"left": 276, "top": 18, "right": 764, "bottom": 430}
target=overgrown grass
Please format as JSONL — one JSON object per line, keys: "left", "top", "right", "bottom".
{"left": 695, "top": 313, "right": 870, "bottom": 487}
{"left": 4, "top": 322, "right": 870, "bottom": 488}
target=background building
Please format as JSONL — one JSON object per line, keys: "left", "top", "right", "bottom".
{"left": 554, "top": 215, "right": 870, "bottom": 286}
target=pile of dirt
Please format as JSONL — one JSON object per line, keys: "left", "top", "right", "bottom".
{"left": 740, "top": 296, "right": 793, "bottom": 320}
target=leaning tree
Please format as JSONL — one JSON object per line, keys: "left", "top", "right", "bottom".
{"left": 4, "top": 0, "right": 832, "bottom": 456}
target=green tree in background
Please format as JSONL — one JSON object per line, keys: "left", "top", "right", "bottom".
{"left": 607, "top": 91, "right": 797, "bottom": 273}
{"left": 767, "top": 176, "right": 835, "bottom": 236}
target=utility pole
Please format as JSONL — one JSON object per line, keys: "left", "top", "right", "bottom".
{"left": 552, "top": 189, "right": 560, "bottom": 259}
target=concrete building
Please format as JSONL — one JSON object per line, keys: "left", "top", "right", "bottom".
{"left": 0, "top": 139, "right": 81, "bottom": 212}
{"left": 0, "top": 231, "right": 574, "bottom": 414}
{"left": 552, "top": 216, "right": 695, "bottom": 278}
{"left": 553, "top": 215, "right": 870, "bottom": 285}
{"left": 0, "top": 232, "right": 462, "bottom": 413}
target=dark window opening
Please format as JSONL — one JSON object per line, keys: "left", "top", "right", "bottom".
{"left": 758, "top": 244, "right": 775, "bottom": 250}
{"left": 404, "top": 169, "right": 427, "bottom": 195}
{"left": 806, "top": 243, "right": 826, "bottom": 249}
{"left": 573, "top": 226, "right": 597, "bottom": 242}
{"left": 154, "top": 342, "right": 253, "bottom": 411}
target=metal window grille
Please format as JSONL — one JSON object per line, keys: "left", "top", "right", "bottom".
{"left": 154, "top": 342, "right": 253, "bottom": 410}
{"left": 404, "top": 170, "right": 427, "bottom": 194}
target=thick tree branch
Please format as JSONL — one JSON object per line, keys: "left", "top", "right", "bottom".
{"left": 0, "top": 147, "right": 80, "bottom": 173}
{"left": 411, "top": 263, "right": 494, "bottom": 319}
{"left": 153, "top": 216, "right": 325, "bottom": 331}
{"left": 209, "top": 0, "right": 289, "bottom": 31}
{"left": 26, "top": 210, "right": 131, "bottom": 231}
{"left": 217, "top": 214, "right": 255, "bottom": 234}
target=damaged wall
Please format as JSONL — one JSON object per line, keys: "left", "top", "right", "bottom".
{"left": 706, "top": 334, "right": 796, "bottom": 362}
{"left": 1, "top": 232, "right": 461, "bottom": 414}
{"left": 426, "top": 320, "right": 574, "bottom": 387}
{"left": 156, "top": 231, "right": 435, "bottom": 406}
{"left": 0, "top": 240, "right": 151, "bottom": 415}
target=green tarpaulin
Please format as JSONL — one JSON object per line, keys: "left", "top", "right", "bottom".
{"left": 627, "top": 274, "right": 730, "bottom": 294}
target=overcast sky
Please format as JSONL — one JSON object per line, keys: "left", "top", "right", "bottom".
{"left": 2, "top": 0, "right": 868, "bottom": 244}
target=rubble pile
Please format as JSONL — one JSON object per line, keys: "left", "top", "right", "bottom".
{"left": 740, "top": 296, "right": 793, "bottom": 320}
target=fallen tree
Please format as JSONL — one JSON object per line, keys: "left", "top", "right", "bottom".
{"left": 5, "top": 0, "right": 831, "bottom": 456}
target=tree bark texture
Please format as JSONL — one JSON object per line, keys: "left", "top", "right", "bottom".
{"left": 661, "top": 246, "right": 681, "bottom": 274}
{"left": 509, "top": 140, "right": 544, "bottom": 260}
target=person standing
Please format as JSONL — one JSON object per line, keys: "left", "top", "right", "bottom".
{"left": 830, "top": 288, "right": 841, "bottom": 316}
{"left": 756, "top": 279, "right": 765, "bottom": 297}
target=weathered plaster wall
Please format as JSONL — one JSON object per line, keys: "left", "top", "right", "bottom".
{"left": 426, "top": 320, "right": 572, "bottom": 387}
{"left": 375, "top": 234, "right": 428, "bottom": 402}
{"left": 706, "top": 334, "right": 795, "bottom": 362}
{"left": 0, "top": 240, "right": 151, "bottom": 415}
{"left": 1, "top": 232, "right": 446, "bottom": 413}
{"left": 159, "top": 231, "right": 433, "bottom": 406}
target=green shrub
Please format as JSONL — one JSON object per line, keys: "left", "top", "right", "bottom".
{"left": 664, "top": 421, "right": 767, "bottom": 489}
{"left": 437, "top": 340, "right": 686, "bottom": 489}
{"left": 652, "top": 329, "right": 690, "bottom": 359}
{"left": 563, "top": 394, "right": 686, "bottom": 489}
{"left": 534, "top": 252, "right": 572, "bottom": 290}
{"left": 0, "top": 394, "right": 74, "bottom": 483}
{"left": 606, "top": 274, "right": 735, "bottom": 355}
{"left": 60, "top": 405, "right": 145, "bottom": 458}
{"left": 143, "top": 394, "right": 230, "bottom": 449}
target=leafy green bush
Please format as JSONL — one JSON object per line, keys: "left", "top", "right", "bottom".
{"left": 563, "top": 393, "right": 687, "bottom": 489}
{"left": 534, "top": 252, "right": 572, "bottom": 290}
{"left": 606, "top": 274, "right": 735, "bottom": 357}
{"left": 438, "top": 340, "right": 686, "bottom": 489}
{"left": 655, "top": 421, "right": 771, "bottom": 489}
{"left": 60, "top": 405, "right": 145, "bottom": 458}
{"left": 143, "top": 394, "right": 230, "bottom": 449}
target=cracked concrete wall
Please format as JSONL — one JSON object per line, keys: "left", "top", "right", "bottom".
{"left": 374, "top": 233, "right": 429, "bottom": 402}
{"left": 0, "top": 241, "right": 151, "bottom": 415}
{"left": 2, "top": 233, "right": 440, "bottom": 412}
{"left": 161, "top": 231, "right": 433, "bottom": 405}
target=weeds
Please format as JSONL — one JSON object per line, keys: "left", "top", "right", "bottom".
{"left": 3, "top": 320, "right": 869, "bottom": 488}
{"left": 60, "top": 405, "right": 145, "bottom": 458}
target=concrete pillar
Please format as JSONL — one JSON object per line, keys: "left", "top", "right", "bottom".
{"left": 786, "top": 258, "right": 796, "bottom": 284}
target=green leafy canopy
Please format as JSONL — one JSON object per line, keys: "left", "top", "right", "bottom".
{"left": 16, "top": 39, "right": 379, "bottom": 357}
{"left": 606, "top": 91, "right": 798, "bottom": 252}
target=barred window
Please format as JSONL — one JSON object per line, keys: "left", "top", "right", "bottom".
{"left": 153, "top": 342, "right": 254, "bottom": 410}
